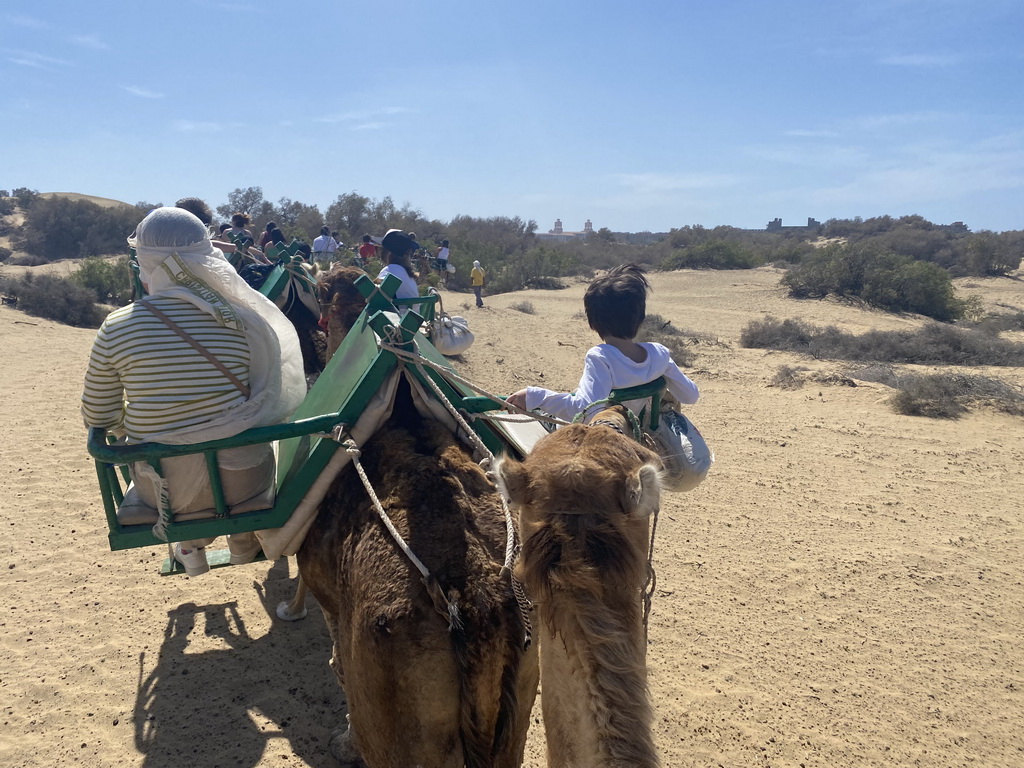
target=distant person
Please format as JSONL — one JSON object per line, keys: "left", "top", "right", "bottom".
{"left": 506, "top": 264, "right": 699, "bottom": 421}
{"left": 357, "top": 234, "right": 378, "bottom": 266}
{"left": 470, "top": 259, "right": 486, "bottom": 307}
{"left": 227, "top": 212, "right": 254, "bottom": 241}
{"left": 258, "top": 221, "right": 278, "bottom": 249}
{"left": 376, "top": 229, "right": 420, "bottom": 301}
{"left": 81, "top": 207, "right": 305, "bottom": 575}
{"left": 175, "top": 197, "right": 213, "bottom": 227}
{"left": 312, "top": 226, "right": 339, "bottom": 263}
{"left": 435, "top": 239, "right": 450, "bottom": 285}
{"left": 264, "top": 227, "right": 288, "bottom": 260}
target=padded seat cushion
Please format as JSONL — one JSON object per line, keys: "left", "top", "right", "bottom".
{"left": 117, "top": 477, "right": 276, "bottom": 526}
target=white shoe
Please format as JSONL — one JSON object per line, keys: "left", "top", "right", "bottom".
{"left": 174, "top": 544, "right": 210, "bottom": 576}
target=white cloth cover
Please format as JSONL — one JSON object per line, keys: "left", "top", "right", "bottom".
{"left": 431, "top": 313, "right": 474, "bottom": 356}
{"left": 127, "top": 207, "right": 306, "bottom": 526}
{"left": 645, "top": 407, "right": 714, "bottom": 492}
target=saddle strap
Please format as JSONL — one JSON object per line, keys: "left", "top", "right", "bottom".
{"left": 138, "top": 298, "right": 251, "bottom": 398}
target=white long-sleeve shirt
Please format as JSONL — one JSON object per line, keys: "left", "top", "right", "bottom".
{"left": 524, "top": 342, "right": 699, "bottom": 422}
{"left": 312, "top": 235, "right": 339, "bottom": 255}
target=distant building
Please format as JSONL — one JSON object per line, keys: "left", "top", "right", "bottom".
{"left": 535, "top": 218, "right": 595, "bottom": 243}
{"left": 766, "top": 217, "right": 821, "bottom": 232}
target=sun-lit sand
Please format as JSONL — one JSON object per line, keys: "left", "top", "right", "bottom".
{"left": 2, "top": 265, "right": 1022, "bottom": 767}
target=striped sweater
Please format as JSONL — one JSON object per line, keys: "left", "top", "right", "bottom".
{"left": 81, "top": 296, "right": 251, "bottom": 441}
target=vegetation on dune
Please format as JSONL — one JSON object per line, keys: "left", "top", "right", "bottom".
{"left": 781, "top": 243, "right": 968, "bottom": 321}
{"left": 0, "top": 272, "right": 104, "bottom": 327}
{"left": 741, "top": 316, "right": 1024, "bottom": 367}
{"left": 2, "top": 187, "right": 1022, "bottom": 328}
{"left": 751, "top": 315, "right": 1024, "bottom": 420}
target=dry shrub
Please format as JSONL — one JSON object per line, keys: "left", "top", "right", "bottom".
{"left": 891, "top": 373, "right": 1024, "bottom": 419}
{"left": 849, "top": 364, "right": 899, "bottom": 388}
{"left": 741, "top": 316, "right": 1024, "bottom": 367}
{"left": 771, "top": 365, "right": 806, "bottom": 389}
{"left": 509, "top": 300, "right": 535, "bottom": 314}
{"left": 638, "top": 313, "right": 696, "bottom": 367}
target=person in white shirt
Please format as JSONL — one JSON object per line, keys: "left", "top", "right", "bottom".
{"left": 435, "top": 239, "right": 451, "bottom": 286}
{"left": 312, "top": 226, "right": 339, "bottom": 264}
{"left": 375, "top": 229, "right": 421, "bottom": 300}
{"left": 506, "top": 264, "right": 698, "bottom": 422}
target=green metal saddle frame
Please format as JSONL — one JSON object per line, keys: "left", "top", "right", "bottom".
{"left": 89, "top": 274, "right": 504, "bottom": 565}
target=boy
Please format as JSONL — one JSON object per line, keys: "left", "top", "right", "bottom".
{"left": 506, "top": 264, "right": 698, "bottom": 421}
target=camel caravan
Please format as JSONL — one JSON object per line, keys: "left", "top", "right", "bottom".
{"left": 85, "top": 209, "right": 712, "bottom": 767}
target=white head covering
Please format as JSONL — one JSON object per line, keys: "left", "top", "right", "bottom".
{"left": 127, "top": 207, "right": 305, "bottom": 443}
{"left": 473, "top": 260, "right": 481, "bottom": 267}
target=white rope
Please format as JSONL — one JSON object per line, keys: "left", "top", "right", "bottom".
{"left": 642, "top": 507, "right": 660, "bottom": 641}
{"left": 339, "top": 436, "right": 433, "bottom": 581}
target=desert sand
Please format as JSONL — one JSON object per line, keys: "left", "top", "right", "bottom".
{"left": 1, "top": 265, "right": 1022, "bottom": 767}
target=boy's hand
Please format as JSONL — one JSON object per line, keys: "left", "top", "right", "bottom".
{"left": 506, "top": 389, "right": 529, "bottom": 410}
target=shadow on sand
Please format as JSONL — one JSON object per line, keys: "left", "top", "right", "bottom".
{"left": 133, "top": 558, "right": 344, "bottom": 768}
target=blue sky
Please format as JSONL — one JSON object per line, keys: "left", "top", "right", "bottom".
{"left": 3, "top": 0, "right": 1023, "bottom": 233}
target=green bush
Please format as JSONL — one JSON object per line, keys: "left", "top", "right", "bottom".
{"left": 71, "top": 256, "right": 133, "bottom": 306}
{"left": 0, "top": 273, "right": 103, "bottom": 327}
{"left": 662, "top": 239, "right": 762, "bottom": 271}
{"left": 782, "top": 243, "right": 965, "bottom": 320}
{"left": 21, "top": 196, "right": 142, "bottom": 261}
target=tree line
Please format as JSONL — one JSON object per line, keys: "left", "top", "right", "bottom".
{"left": 2, "top": 186, "right": 1021, "bottom": 323}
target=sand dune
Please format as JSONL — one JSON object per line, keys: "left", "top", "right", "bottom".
{"left": 1, "top": 267, "right": 1022, "bottom": 767}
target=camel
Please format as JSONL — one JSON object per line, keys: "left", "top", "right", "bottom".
{"left": 288, "top": 265, "right": 540, "bottom": 767}
{"left": 494, "top": 406, "right": 664, "bottom": 768}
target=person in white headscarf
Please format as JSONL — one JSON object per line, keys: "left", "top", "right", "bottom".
{"left": 82, "top": 207, "right": 306, "bottom": 575}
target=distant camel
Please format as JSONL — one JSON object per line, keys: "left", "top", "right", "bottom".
{"left": 289, "top": 264, "right": 539, "bottom": 767}
{"left": 495, "top": 405, "right": 664, "bottom": 768}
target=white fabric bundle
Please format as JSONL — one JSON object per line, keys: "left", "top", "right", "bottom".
{"left": 645, "top": 407, "right": 714, "bottom": 492}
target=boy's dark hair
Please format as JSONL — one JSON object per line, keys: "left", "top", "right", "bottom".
{"left": 175, "top": 197, "right": 212, "bottom": 225}
{"left": 584, "top": 263, "right": 650, "bottom": 339}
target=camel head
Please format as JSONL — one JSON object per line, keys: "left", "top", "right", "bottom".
{"left": 494, "top": 406, "right": 663, "bottom": 601}
{"left": 318, "top": 265, "right": 368, "bottom": 361}
{"left": 496, "top": 406, "right": 664, "bottom": 767}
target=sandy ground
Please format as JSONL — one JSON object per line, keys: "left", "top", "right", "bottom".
{"left": 2, "top": 266, "right": 1023, "bottom": 767}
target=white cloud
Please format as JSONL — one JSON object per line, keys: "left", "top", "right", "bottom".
{"left": 123, "top": 85, "right": 164, "bottom": 99}
{"left": 316, "top": 106, "right": 415, "bottom": 126}
{"left": 70, "top": 34, "right": 109, "bottom": 51}
{"left": 6, "top": 14, "right": 47, "bottom": 29}
{"left": 6, "top": 50, "right": 71, "bottom": 69}
{"left": 880, "top": 52, "right": 963, "bottom": 67}
{"left": 785, "top": 129, "right": 841, "bottom": 138}
{"left": 173, "top": 120, "right": 225, "bottom": 133}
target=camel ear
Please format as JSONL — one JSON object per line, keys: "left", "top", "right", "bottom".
{"left": 624, "top": 462, "right": 661, "bottom": 518}
{"left": 493, "top": 456, "right": 529, "bottom": 507}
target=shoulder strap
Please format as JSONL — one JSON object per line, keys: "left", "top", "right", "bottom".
{"left": 138, "top": 298, "right": 251, "bottom": 398}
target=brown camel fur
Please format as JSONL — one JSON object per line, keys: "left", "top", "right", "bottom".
{"left": 293, "top": 265, "right": 539, "bottom": 767}
{"left": 318, "top": 264, "right": 368, "bottom": 360}
{"left": 495, "top": 406, "right": 663, "bottom": 768}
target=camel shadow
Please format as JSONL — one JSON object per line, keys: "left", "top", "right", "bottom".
{"left": 134, "top": 558, "right": 343, "bottom": 768}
